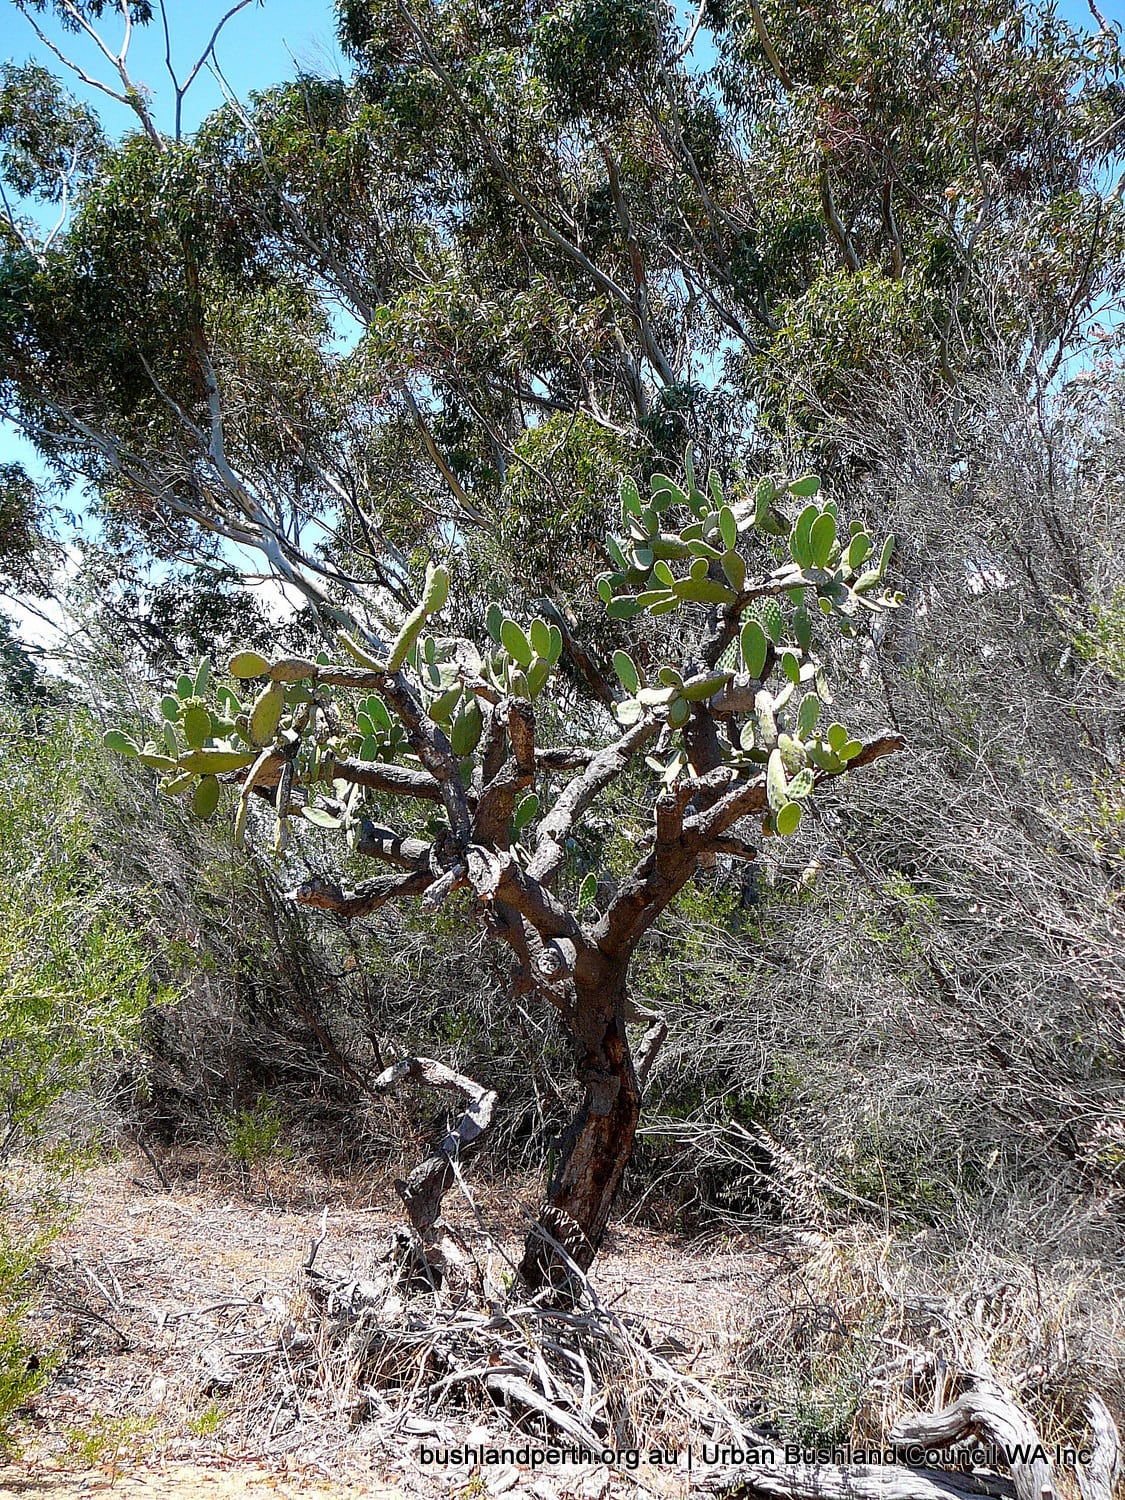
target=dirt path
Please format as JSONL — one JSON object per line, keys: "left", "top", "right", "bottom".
{"left": 4, "top": 1153, "right": 774, "bottom": 1498}
{"left": 0, "top": 1459, "right": 387, "bottom": 1498}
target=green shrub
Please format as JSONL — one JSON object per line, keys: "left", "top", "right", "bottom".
{"left": 224, "top": 1092, "right": 288, "bottom": 1165}
{"left": 0, "top": 708, "right": 163, "bottom": 1153}
{"left": 0, "top": 707, "right": 171, "bottom": 1448}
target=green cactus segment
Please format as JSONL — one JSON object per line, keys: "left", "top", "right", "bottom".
{"left": 621, "top": 476, "right": 642, "bottom": 524}
{"left": 421, "top": 563, "right": 450, "bottom": 615}
{"left": 754, "top": 690, "right": 778, "bottom": 746}
{"left": 577, "top": 871, "right": 598, "bottom": 911}
{"left": 160, "top": 695, "right": 181, "bottom": 721}
{"left": 751, "top": 477, "right": 781, "bottom": 532}
{"left": 182, "top": 704, "right": 212, "bottom": 750}
{"left": 234, "top": 748, "right": 275, "bottom": 847}
{"left": 741, "top": 620, "right": 768, "bottom": 678}
{"left": 780, "top": 651, "right": 801, "bottom": 685}
{"left": 194, "top": 657, "right": 212, "bottom": 698}
{"left": 139, "top": 750, "right": 177, "bottom": 770}
{"left": 776, "top": 801, "right": 802, "bottom": 836}
{"left": 613, "top": 650, "right": 640, "bottom": 695}
{"left": 769, "top": 601, "right": 791, "bottom": 644}
{"left": 845, "top": 532, "right": 873, "bottom": 571}
{"left": 530, "top": 618, "right": 551, "bottom": 659}
{"left": 338, "top": 632, "right": 384, "bottom": 670}
{"left": 103, "top": 730, "right": 140, "bottom": 758}
{"left": 229, "top": 650, "right": 271, "bottom": 679}
{"left": 682, "top": 671, "right": 730, "bottom": 702}
{"left": 365, "top": 695, "right": 392, "bottom": 733}
{"left": 722, "top": 551, "right": 746, "bottom": 592}
{"left": 672, "top": 577, "right": 736, "bottom": 605}
{"left": 766, "top": 748, "right": 789, "bottom": 812}
{"left": 450, "top": 696, "right": 483, "bottom": 757}
{"left": 778, "top": 732, "right": 807, "bottom": 773}
{"left": 668, "top": 695, "right": 690, "bottom": 728}
{"left": 428, "top": 684, "right": 463, "bottom": 724}
{"left": 854, "top": 534, "right": 895, "bottom": 594}
{"left": 788, "top": 768, "right": 815, "bottom": 799}
{"left": 301, "top": 806, "right": 343, "bottom": 829}
{"left": 650, "top": 474, "right": 687, "bottom": 509}
{"left": 826, "top": 722, "right": 849, "bottom": 753}
{"left": 513, "top": 791, "right": 540, "bottom": 832}
{"left": 385, "top": 604, "right": 426, "bottom": 673}
{"left": 810, "top": 512, "right": 837, "bottom": 568}
{"left": 718, "top": 506, "right": 738, "bottom": 550}
{"left": 191, "top": 775, "right": 221, "bottom": 821}
{"left": 175, "top": 747, "right": 257, "bottom": 774}
{"left": 789, "top": 474, "right": 821, "bottom": 498}
{"left": 500, "top": 618, "right": 533, "bottom": 668}
{"left": 248, "top": 681, "right": 285, "bottom": 746}
{"left": 797, "top": 694, "right": 820, "bottom": 738}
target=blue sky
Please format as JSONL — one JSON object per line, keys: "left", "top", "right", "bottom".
{"left": 0, "top": 1, "right": 346, "bottom": 140}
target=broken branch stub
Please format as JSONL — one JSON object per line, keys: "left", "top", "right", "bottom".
{"left": 372, "top": 1057, "right": 497, "bottom": 1289}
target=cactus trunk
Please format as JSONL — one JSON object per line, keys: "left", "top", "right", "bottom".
{"left": 520, "top": 964, "right": 640, "bottom": 1287}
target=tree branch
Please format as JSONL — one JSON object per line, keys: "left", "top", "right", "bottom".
{"left": 466, "top": 847, "right": 586, "bottom": 945}
{"left": 528, "top": 719, "right": 658, "bottom": 885}
{"left": 290, "top": 869, "right": 432, "bottom": 919}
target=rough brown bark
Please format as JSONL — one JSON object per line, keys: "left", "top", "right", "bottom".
{"left": 520, "top": 965, "right": 640, "bottom": 1286}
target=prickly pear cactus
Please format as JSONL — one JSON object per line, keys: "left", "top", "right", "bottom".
{"left": 597, "top": 451, "right": 899, "bottom": 836}
{"left": 103, "top": 452, "right": 899, "bottom": 852}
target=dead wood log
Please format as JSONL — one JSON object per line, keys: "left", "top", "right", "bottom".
{"left": 372, "top": 1056, "right": 497, "bottom": 1289}
{"left": 1077, "top": 1394, "right": 1123, "bottom": 1500}
{"left": 694, "top": 1463, "right": 1017, "bottom": 1500}
{"left": 483, "top": 1370, "right": 601, "bottom": 1447}
{"left": 889, "top": 1373, "right": 1055, "bottom": 1500}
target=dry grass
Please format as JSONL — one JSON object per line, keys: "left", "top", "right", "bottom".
{"left": 4, "top": 1150, "right": 1124, "bottom": 1500}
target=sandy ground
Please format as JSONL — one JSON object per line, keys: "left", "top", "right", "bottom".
{"left": 1, "top": 1154, "right": 773, "bottom": 1499}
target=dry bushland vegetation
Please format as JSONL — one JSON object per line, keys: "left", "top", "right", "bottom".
{"left": 1, "top": 0, "right": 1124, "bottom": 1490}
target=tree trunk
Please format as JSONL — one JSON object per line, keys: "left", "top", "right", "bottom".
{"left": 520, "top": 964, "right": 640, "bottom": 1287}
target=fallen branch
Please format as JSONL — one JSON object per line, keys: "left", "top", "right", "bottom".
{"left": 1077, "top": 1394, "right": 1123, "bottom": 1500}
{"left": 889, "top": 1372, "right": 1055, "bottom": 1500}
{"left": 694, "top": 1463, "right": 1017, "bottom": 1500}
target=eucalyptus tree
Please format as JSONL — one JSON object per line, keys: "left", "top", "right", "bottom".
{"left": 1, "top": 0, "right": 1122, "bottom": 621}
